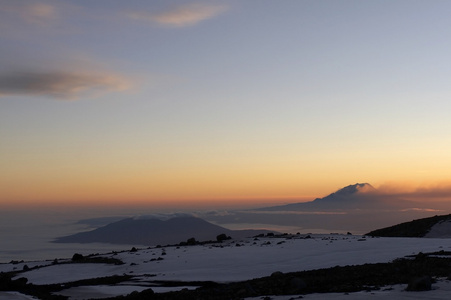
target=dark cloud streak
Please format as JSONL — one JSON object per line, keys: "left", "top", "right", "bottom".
{"left": 0, "top": 70, "right": 131, "bottom": 99}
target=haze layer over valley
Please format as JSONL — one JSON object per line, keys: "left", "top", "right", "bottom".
{"left": 2, "top": 182, "right": 451, "bottom": 263}
{"left": 46, "top": 183, "right": 450, "bottom": 249}
{"left": 201, "top": 183, "right": 447, "bottom": 235}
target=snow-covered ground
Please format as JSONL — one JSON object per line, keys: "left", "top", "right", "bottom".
{"left": 0, "top": 292, "right": 39, "bottom": 300}
{"left": 425, "top": 220, "right": 451, "bottom": 238}
{"left": 3, "top": 234, "right": 451, "bottom": 299}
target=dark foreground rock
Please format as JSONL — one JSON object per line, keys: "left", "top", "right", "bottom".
{"left": 406, "top": 275, "right": 432, "bottom": 291}
{"left": 366, "top": 214, "right": 451, "bottom": 237}
{"left": 102, "top": 251, "right": 451, "bottom": 300}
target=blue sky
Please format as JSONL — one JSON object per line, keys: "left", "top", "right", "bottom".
{"left": 2, "top": 0, "right": 451, "bottom": 208}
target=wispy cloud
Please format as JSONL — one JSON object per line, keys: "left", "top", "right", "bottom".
{"left": 400, "top": 208, "right": 443, "bottom": 212}
{"left": 243, "top": 210, "right": 348, "bottom": 215}
{"left": 133, "top": 213, "right": 196, "bottom": 221}
{"left": 0, "top": 70, "right": 131, "bottom": 100}
{"left": 0, "top": 2, "right": 59, "bottom": 33}
{"left": 18, "top": 3, "right": 57, "bottom": 24}
{"left": 0, "top": 1, "right": 84, "bottom": 38}
{"left": 377, "top": 182, "right": 451, "bottom": 200}
{"left": 128, "top": 3, "right": 228, "bottom": 27}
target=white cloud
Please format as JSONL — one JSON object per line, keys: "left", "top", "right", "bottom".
{"left": 128, "top": 3, "right": 228, "bottom": 27}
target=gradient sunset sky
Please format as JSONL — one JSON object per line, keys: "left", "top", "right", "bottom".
{"left": 1, "top": 1, "right": 451, "bottom": 209}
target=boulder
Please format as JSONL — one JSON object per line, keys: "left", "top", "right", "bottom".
{"left": 406, "top": 276, "right": 432, "bottom": 291}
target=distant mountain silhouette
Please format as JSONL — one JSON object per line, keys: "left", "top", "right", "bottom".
{"left": 201, "top": 183, "right": 445, "bottom": 235}
{"left": 366, "top": 214, "right": 451, "bottom": 237}
{"left": 256, "top": 183, "right": 413, "bottom": 211}
{"left": 54, "top": 216, "right": 272, "bottom": 246}
{"left": 317, "top": 183, "right": 376, "bottom": 199}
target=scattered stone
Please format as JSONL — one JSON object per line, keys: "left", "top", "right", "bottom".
{"left": 415, "top": 252, "right": 426, "bottom": 261}
{"left": 271, "top": 271, "right": 284, "bottom": 277}
{"left": 71, "top": 253, "right": 84, "bottom": 261}
{"left": 217, "top": 233, "right": 232, "bottom": 242}
{"left": 406, "top": 276, "right": 432, "bottom": 291}
{"left": 188, "top": 237, "right": 197, "bottom": 244}
{"left": 289, "top": 276, "right": 306, "bottom": 293}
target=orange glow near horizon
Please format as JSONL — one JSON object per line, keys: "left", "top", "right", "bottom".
{"left": 3, "top": 172, "right": 451, "bottom": 211}
{"left": 2, "top": 137, "right": 451, "bottom": 210}
{"left": 3, "top": 113, "right": 451, "bottom": 210}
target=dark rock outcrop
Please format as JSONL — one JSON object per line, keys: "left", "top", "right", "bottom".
{"left": 406, "top": 276, "right": 432, "bottom": 291}
{"left": 366, "top": 214, "right": 451, "bottom": 237}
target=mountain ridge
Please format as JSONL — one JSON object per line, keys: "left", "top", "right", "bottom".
{"left": 366, "top": 214, "right": 451, "bottom": 238}
{"left": 201, "top": 182, "right": 442, "bottom": 235}
{"left": 54, "top": 216, "right": 273, "bottom": 246}
{"left": 317, "top": 183, "right": 376, "bottom": 199}
{"left": 255, "top": 183, "right": 400, "bottom": 211}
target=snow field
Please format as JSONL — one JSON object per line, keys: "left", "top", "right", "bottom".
{"left": 5, "top": 235, "right": 451, "bottom": 299}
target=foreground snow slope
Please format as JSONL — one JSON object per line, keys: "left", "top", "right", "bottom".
{"left": 9, "top": 234, "right": 451, "bottom": 285}
{"left": 0, "top": 292, "right": 38, "bottom": 300}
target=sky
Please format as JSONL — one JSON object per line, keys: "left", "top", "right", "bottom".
{"left": 2, "top": 0, "right": 451, "bottom": 210}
